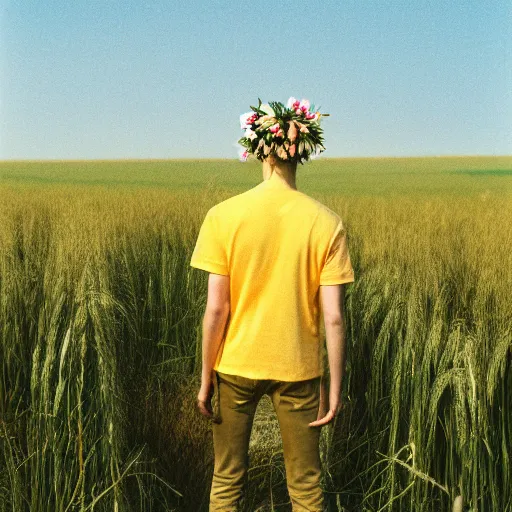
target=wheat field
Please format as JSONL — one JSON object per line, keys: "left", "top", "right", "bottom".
{"left": 0, "top": 156, "right": 511, "bottom": 511}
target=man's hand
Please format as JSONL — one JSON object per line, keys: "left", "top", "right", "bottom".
{"left": 308, "top": 378, "right": 343, "bottom": 427}
{"left": 197, "top": 378, "right": 214, "bottom": 419}
{"left": 196, "top": 273, "right": 230, "bottom": 421}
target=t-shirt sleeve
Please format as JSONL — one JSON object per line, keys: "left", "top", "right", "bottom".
{"left": 319, "top": 219, "right": 355, "bottom": 285}
{"left": 190, "top": 210, "right": 229, "bottom": 275}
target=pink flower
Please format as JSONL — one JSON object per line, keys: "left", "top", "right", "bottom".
{"left": 299, "top": 99, "right": 310, "bottom": 111}
{"left": 240, "top": 112, "right": 252, "bottom": 129}
{"left": 269, "top": 123, "right": 281, "bottom": 134}
{"left": 240, "top": 112, "right": 259, "bottom": 129}
{"left": 287, "top": 96, "right": 301, "bottom": 110}
{"left": 238, "top": 148, "right": 249, "bottom": 161}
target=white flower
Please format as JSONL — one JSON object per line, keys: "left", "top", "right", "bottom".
{"left": 286, "top": 96, "right": 297, "bottom": 108}
{"left": 255, "top": 114, "right": 270, "bottom": 125}
{"left": 240, "top": 112, "right": 253, "bottom": 129}
{"left": 256, "top": 115, "right": 276, "bottom": 131}
{"left": 245, "top": 128, "right": 258, "bottom": 140}
{"left": 310, "top": 147, "right": 322, "bottom": 160}
{"left": 260, "top": 103, "right": 275, "bottom": 116}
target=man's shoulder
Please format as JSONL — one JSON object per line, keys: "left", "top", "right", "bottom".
{"left": 207, "top": 187, "right": 258, "bottom": 217}
{"left": 208, "top": 185, "right": 341, "bottom": 227}
{"left": 296, "top": 192, "right": 342, "bottom": 226}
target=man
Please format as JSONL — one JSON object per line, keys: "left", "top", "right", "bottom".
{"left": 190, "top": 98, "right": 355, "bottom": 511}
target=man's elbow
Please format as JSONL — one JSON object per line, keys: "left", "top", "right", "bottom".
{"left": 206, "top": 302, "right": 230, "bottom": 317}
{"left": 324, "top": 314, "right": 344, "bottom": 327}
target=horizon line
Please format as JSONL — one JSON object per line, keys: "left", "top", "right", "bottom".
{"left": 1, "top": 154, "right": 511, "bottom": 163}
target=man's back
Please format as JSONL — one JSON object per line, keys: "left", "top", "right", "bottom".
{"left": 190, "top": 175, "right": 355, "bottom": 381}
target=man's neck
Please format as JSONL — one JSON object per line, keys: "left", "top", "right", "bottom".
{"left": 262, "top": 159, "right": 298, "bottom": 190}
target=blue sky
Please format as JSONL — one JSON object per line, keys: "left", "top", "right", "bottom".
{"left": 1, "top": 0, "right": 511, "bottom": 159}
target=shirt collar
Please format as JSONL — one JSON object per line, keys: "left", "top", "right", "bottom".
{"left": 262, "top": 177, "right": 297, "bottom": 191}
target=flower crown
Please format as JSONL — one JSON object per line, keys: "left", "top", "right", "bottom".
{"left": 238, "top": 97, "right": 329, "bottom": 164}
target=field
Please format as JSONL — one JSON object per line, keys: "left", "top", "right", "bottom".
{"left": 0, "top": 156, "right": 511, "bottom": 511}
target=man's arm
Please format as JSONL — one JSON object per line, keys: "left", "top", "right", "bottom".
{"left": 309, "top": 283, "right": 347, "bottom": 427}
{"left": 197, "top": 273, "right": 230, "bottom": 417}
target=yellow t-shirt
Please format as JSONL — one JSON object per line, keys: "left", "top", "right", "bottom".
{"left": 190, "top": 176, "right": 355, "bottom": 381}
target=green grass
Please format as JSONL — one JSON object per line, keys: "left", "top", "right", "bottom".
{"left": 0, "top": 156, "right": 511, "bottom": 511}
{"left": 1, "top": 155, "right": 511, "bottom": 196}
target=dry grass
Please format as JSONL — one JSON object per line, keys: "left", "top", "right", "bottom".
{"left": 0, "top": 157, "right": 511, "bottom": 511}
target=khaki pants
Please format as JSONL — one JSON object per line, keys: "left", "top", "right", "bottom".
{"left": 209, "top": 370, "right": 324, "bottom": 512}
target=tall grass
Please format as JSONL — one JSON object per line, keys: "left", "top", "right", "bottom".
{"left": 0, "top": 159, "right": 511, "bottom": 511}
{"left": 0, "top": 185, "right": 213, "bottom": 510}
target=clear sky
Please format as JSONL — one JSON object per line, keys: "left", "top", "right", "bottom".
{"left": 1, "top": 0, "right": 511, "bottom": 160}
